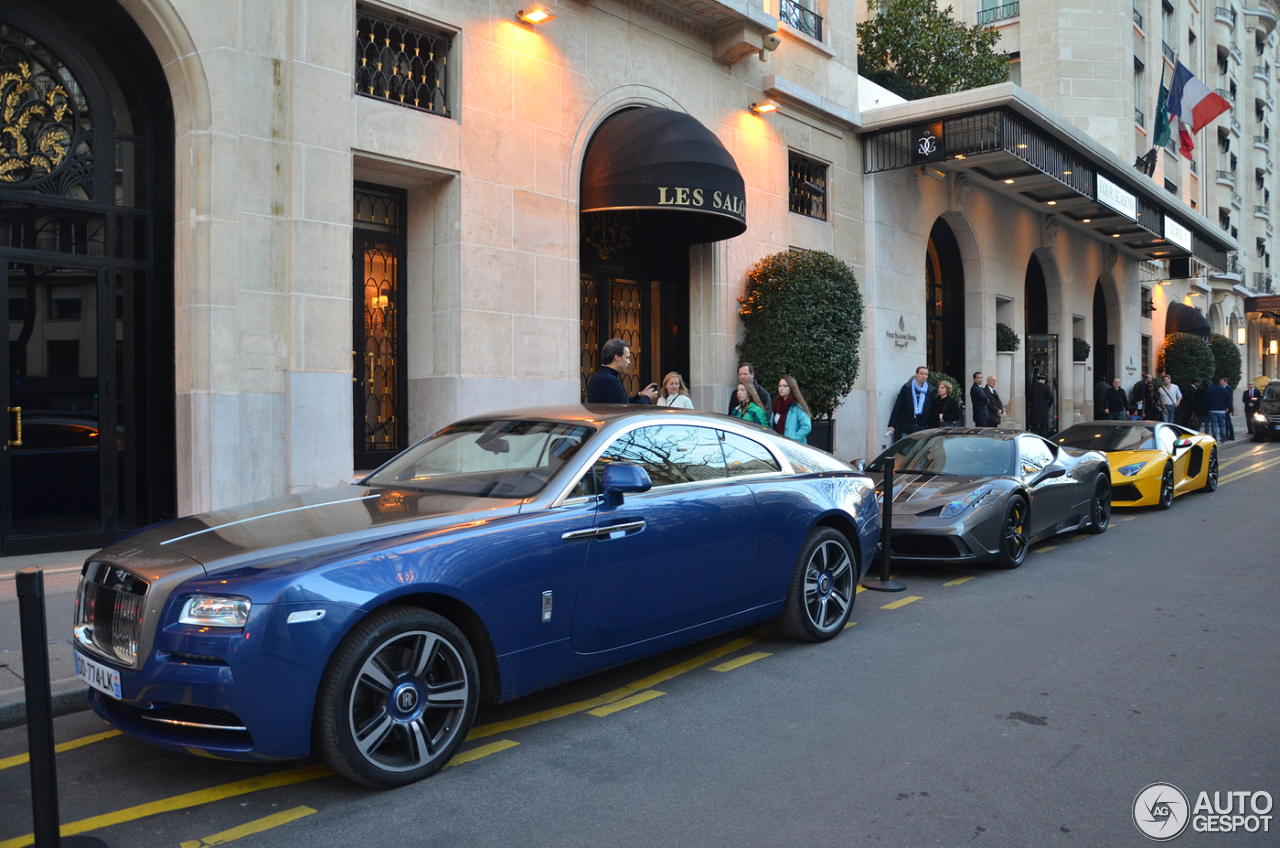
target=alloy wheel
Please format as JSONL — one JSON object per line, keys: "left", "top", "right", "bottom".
{"left": 803, "top": 539, "right": 854, "bottom": 633}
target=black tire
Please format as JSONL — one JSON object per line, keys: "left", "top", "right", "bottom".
{"left": 315, "top": 606, "right": 479, "bottom": 788}
{"left": 1201, "top": 446, "right": 1218, "bottom": 493}
{"left": 776, "top": 527, "right": 856, "bottom": 642}
{"left": 1085, "top": 474, "right": 1111, "bottom": 534}
{"left": 1156, "top": 463, "right": 1175, "bottom": 510}
{"left": 994, "top": 495, "right": 1029, "bottom": 569}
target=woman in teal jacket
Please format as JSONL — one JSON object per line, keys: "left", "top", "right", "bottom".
{"left": 730, "top": 382, "right": 768, "bottom": 427}
{"left": 772, "top": 375, "right": 813, "bottom": 443}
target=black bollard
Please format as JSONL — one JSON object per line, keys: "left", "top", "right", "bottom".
{"left": 16, "top": 568, "right": 108, "bottom": 848}
{"left": 862, "top": 458, "right": 906, "bottom": 592}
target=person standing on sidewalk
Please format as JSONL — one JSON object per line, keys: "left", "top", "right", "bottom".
{"left": 970, "top": 371, "right": 991, "bottom": 426}
{"left": 1243, "top": 381, "right": 1262, "bottom": 435}
{"left": 1158, "top": 375, "right": 1181, "bottom": 424}
{"left": 726, "top": 363, "right": 771, "bottom": 418}
{"left": 586, "top": 338, "right": 658, "bottom": 404}
{"left": 888, "top": 366, "right": 934, "bottom": 437}
{"left": 1204, "top": 377, "right": 1232, "bottom": 442}
{"left": 984, "top": 375, "right": 1005, "bottom": 425}
{"left": 1102, "top": 377, "right": 1129, "bottom": 421}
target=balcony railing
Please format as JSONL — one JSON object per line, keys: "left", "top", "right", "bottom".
{"left": 1216, "top": 87, "right": 1236, "bottom": 103}
{"left": 1256, "top": 134, "right": 1271, "bottom": 149}
{"left": 1255, "top": 205, "right": 1271, "bottom": 219}
{"left": 1268, "top": 156, "right": 1275, "bottom": 172}
{"left": 1163, "top": 41, "right": 1176, "bottom": 65}
{"left": 1134, "top": 5, "right": 1144, "bottom": 29}
{"left": 1268, "top": 95, "right": 1275, "bottom": 110}
{"left": 1255, "top": 65, "right": 1271, "bottom": 81}
{"left": 1231, "top": 42, "right": 1243, "bottom": 64}
{"left": 1190, "top": 157, "right": 1198, "bottom": 174}
{"left": 1231, "top": 116, "right": 1243, "bottom": 135}
{"left": 977, "top": 1, "right": 1020, "bottom": 25}
{"left": 1215, "top": 6, "right": 1237, "bottom": 27}
{"left": 1254, "top": 272, "right": 1273, "bottom": 291}
{"left": 1136, "top": 107, "right": 1146, "bottom": 128}
{"left": 779, "top": 0, "right": 823, "bottom": 41}
{"left": 1217, "top": 169, "right": 1237, "bottom": 185}
{"left": 1232, "top": 191, "right": 1244, "bottom": 207}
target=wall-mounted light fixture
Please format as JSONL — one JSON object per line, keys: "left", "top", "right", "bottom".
{"left": 750, "top": 99, "right": 779, "bottom": 114}
{"left": 1271, "top": 339, "right": 1278, "bottom": 355}
{"left": 517, "top": 4, "right": 556, "bottom": 23}
{"left": 1238, "top": 327, "right": 1248, "bottom": 344}
{"left": 1159, "top": 278, "right": 1171, "bottom": 284}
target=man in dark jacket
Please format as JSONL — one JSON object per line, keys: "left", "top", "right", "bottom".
{"left": 1134, "top": 373, "right": 1161, "bottom": 421}
{"left": 1178, "top": 380, "right": 1198, "bottom": 427}
{"left": 726, "top": 363, "right": 771, "bottom": 417}
{"left": 1101, "top": 377, "right": 1129, "bottom": 421}
{"left": 984, "top": 375, "right": 1005, "bottom": 424}
{"left": 1204, "top": 377, "right": 1233, "bottom": 442}
{"left": 1027, "top": 373, "right": 1054, "bottom": 436}
{"left": 1094, "top": 376, "right": 1110, "bottom": 420}
{"left": 1243, "top": 382, "right": 1262, "bottom": 434}
{"left": 888, "top": 366, "right": 934, "bottom": 437}
{"left": 585, "top": 338, "right": 658, "bottom": 404}
{"left": 970, "top": 371, "right": 991, "bottom": 426}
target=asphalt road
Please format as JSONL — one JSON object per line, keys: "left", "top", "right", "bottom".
{"left": 1, "top": 439, "right": 1277, "bottom": 848}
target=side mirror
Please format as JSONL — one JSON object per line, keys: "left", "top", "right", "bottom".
{"left": 851, "top": 458, "right": 866, "bottom": 472}
{"left": 1173, "top": 437, "right": 1193, "bottom": 449}
{"left": 601, "top": 463, "right": 652, "bottom": 505}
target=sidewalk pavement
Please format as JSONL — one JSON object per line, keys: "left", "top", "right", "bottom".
{"left": 0, "top": 548, "right": 95, "bottom": 729}
{"left": 0, "top": 413, "right": 1262, "bottom": 730}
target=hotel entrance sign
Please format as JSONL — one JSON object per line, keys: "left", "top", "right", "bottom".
{"left": 1096, "top": 174, "right": 1136, "bottom": 221}
{"left": 1164, "top": 217, "right": 1192, "bottom": 251}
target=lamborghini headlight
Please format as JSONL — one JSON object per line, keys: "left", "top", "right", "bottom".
{"left": 1117, "top": 462, "right": 1147, "bottom": 477}
{"left": 939, "top": 484, "right": 994, "bottom": 519}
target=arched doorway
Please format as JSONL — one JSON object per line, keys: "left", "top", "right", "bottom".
{"left": 1092, "top": 281, "right": 1112, "bottom": 383}
{"left": 0, "top": 1, "right": 174, "bottom": 554}
{"left": 577, "top": 107, "right": 746, "bottom": 398}
{"left": 1023, "top": 254, "right": 1057, "bottom": 433}
{"left": 925, "top": 219, "right": 964, "bottom": 381}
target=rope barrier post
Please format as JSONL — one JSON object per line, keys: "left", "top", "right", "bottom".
{"left": 16, "top": 567, "right": 109, "bottom": 848}
{"left": 862, "top": 459, "right": 906, "bottom": 593}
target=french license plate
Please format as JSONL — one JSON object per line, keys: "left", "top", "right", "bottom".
{"left": 74, "top": 651, "right": 121, "bottom": 699}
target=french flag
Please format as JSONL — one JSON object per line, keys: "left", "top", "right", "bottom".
{"left": 1166, "top": 61, "right": 1231, "bottom": 160}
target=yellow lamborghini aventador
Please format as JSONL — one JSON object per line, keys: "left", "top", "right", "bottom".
{"left": 1054, "top": 421, "right": 1218, "bottom": 508}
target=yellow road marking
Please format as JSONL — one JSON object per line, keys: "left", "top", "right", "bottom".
{"left": 1219, "top": 454, "right": 1280, "bottom": 485}
{"left": 0, "top": 729, "right": 122, "bottom": 772}
{"left": 178, "top": 806, "right": 316, "bottom": 848}
{"left": 588, "top": 690, "right": 664, "bottom": 717}
{"left": 843, "top": 621, "right": 858, "bottom": 629}
{"left": 1034, "top": 545, "right": 1058, "bottom": 554}
{"left": 0, "top": 764, "right": 333, "bottom": 848}
{"left": 943, "top": 576, "right": 974, "bottom": 587}
{"left": 444, "top": 739, "right": 519, "bottom": 768}
{"left": 711, "top": 652, "right": 772, "bottom": 673}
{"left": 881, "top": 595, "right": 922, "bottom": 610}
{"left": 1119, "top": 515, "right": 1136, "bottom": 521}
{"left": 466, "top": 627, "right": 771, "bottom": 740}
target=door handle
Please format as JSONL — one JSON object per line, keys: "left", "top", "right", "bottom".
{"left": 6, "top": 406, "right": 19, "bottom": 447}
{"left": 560, "top": 520, "right": 646, "bottom": 541}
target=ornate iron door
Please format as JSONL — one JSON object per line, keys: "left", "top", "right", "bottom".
{"left": 1025, "top": 333, "right": 1059, "bottom": 434}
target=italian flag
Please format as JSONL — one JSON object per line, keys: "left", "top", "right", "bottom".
{"left": 1165, "top": 61, "right": 1231, "bottom": 160}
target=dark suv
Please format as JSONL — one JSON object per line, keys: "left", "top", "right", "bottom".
{"left": 1253, "top": 382, "right": 1280, "bottom": 441}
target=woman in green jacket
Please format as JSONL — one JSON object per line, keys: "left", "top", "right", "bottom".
{"left": 731, "top": 381, "right": 768, "bottom": 427}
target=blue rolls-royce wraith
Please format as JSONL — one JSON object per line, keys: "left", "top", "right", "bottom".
{"left": 73, "top": 405, "right": 879, "bottom": 787}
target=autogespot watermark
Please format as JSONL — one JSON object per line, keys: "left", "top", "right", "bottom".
{"left": 1132, "top": 783, "right": 1274, "bottom": 840}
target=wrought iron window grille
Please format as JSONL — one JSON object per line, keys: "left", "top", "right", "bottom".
{"left": 1135, "top": 107, "right": 1145, "bottom": 128}
{"left": 1134, "top": 6, "right": 1144, "bottom": 30}
{"left": 1162, "top": 41, "right": 1176, "bottom": 65}
{"left": 355, "top": 9, "right": 451, "bottom": 117}
{"left": 977, "top": 1, "right": 1019, "bottom": 25}
{"left": 780, "top": 0, "right": 823, "bottom": 41}
{"left": 789, "top": 152, "right": 827, "bottom": 221}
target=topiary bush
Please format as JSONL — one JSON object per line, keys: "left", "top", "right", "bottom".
{"left": 996, "top": 322, "right": 1020, "bottom": 352}
{"left": 1073, "top": 337, "right": 1091, "bottom": 362}
{"left": 1209, "top": 332, "right": 1242, "bottom": 388}
{"left": 1157, "top": 332, "right": 1214, "bottom": 391}
{"left": 737, "top": 250, "right": 865, "bottom": 419}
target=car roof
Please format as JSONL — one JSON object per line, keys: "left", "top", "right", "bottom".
{"left": 453, "top": 404, "right": 741, "bottom": 427}
{"left": 912, "top": 427, "right": 1023, "bottom": 440}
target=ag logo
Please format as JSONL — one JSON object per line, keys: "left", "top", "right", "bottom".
{"left": 898, "top": 316, "right": 905, "bottom": 331}
{"left": 1133, "top": 783, "right": 1190, "bottom": 840}
{"left": 917, "top": 132, "right": 938, "bottom": 156}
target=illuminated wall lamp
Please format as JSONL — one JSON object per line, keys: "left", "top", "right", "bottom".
{"left": 1271, "top": 339, "right": 1279, "bottom": 355}
{"left": 1237, "top": 327, "right": 1247, "bottom": 344}
{"left": 517, "top": 4, "right": 556, "bottom": 23}
{"left": 750, "top": 100, "right": 779, "bottom": 114}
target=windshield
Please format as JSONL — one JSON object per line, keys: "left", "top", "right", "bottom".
{"left": 1055, "top": 425, "right": 1155, "bottom": 451}
{"left": 1264, "top": 383, "right": 1280, "bottom": 401}
{"left": 867, "top": 434, "right": 1015, "bottom": 477}
{"left": 364, "top": 420, "right": 595, "bottom": 498}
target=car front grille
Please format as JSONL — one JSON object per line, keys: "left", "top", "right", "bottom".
{"left": 75, "top": 562, "right": 148, "bottom": 666}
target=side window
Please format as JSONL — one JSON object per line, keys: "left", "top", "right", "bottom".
{"left": 721, "top": 431, "right": 781, "bottom": 476}
{"left": 568, "top": 425, "right": 726, "bottom": 497}
{"left": 1018, "top": 436, "right": 1055, "bottom": 478}
{"left": 1155, "top": 425, "right": 1176, "bottom": 453}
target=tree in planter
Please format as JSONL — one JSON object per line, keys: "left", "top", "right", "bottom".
{"left": 996, "top": 322, "right": 1020, "bottom": 352}
{"left": 857, "top": 0, "right": 1009, "bottom": 101}
{"left": 1073, "top": 337, "right": 1091, "bottom": 362}
{"left": 737, "top": 251, "right": 864, "bottom": 419}
{"left": 1157, "top": 332, "right": 1214, "bottom": 398}
{"left": 1208, "top": 332, "right": 1242, "bottom": 388}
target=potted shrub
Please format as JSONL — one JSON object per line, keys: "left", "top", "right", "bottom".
{"left": 1158, "top": 333, "right": 1214, "bottom": 420}
{"left": 1208, "top": 332, "right": 1242, "bottom": 389}
{"left": 737, "top": 250, "right": 865, "bottom": 453}
{"left": 1072, "top": 337, "right": 1090, "bottom": 421}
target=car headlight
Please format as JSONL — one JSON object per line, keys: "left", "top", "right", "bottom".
{"left": 1255, "top": 412, "right": 1268, "bottom": 421}
{"left": 1117, "top": 462, "right": 1147, "bottom": 477}
{"left": 179, "top": 595, "right": 251, "bottom": 628}
{"left": 939, "top": 484, "right": 993, "bottom": 519}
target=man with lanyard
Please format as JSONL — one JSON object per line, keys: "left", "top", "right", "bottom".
{"left": 888, "top": 366, "right": 934, "bottom": 438}
{"left": 1158, "top": 375, "right": 1181, "bottom": 424}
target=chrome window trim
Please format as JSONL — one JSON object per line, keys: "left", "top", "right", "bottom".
{"left": 546, "top": 417, "right": 792, "bottom": 508}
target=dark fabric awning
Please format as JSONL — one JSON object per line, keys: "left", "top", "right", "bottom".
{"left": 1165, "top": 301, "right": 1211, "bottom": 337}
{"left": 580, "top": 107, "right": 747, "bottom": 245}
